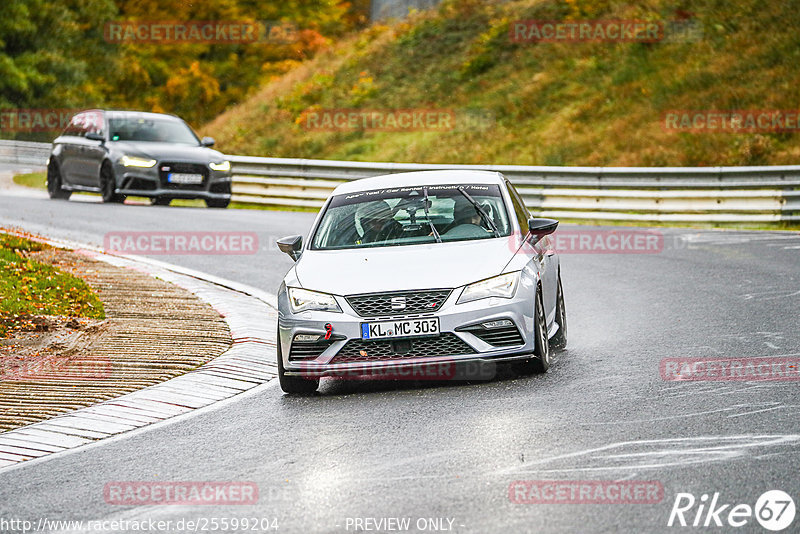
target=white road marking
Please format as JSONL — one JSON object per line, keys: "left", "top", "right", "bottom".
{"left": 498, "top": 435, "right": 800, "bottom": 474}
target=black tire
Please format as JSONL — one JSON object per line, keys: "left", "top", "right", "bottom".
{"left": 550, "top": 271, "right": 567, "bottom": 350}
{"left": 151, "top": 197, "right": 171, "bottom": 206}
{"left": 100, "top": 163, "right": 125, "bottom": 203}
{"left": 513, "top": 287, "right": 551, "bottom": 375}
{"left": 277, "top": 329, "right": 319, "bottom": 394}
{"left": 205, "top": 198, "right": 230, "bottom": 208}
{"left": 46, "top": 162, "right": 71, "bottom": 200}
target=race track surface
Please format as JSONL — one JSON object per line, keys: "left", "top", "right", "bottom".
{"left": 1, "top": 189, "right": 799, "bottom": 533}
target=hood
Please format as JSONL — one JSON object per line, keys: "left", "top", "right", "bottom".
{"left": 111, "top": 141, "right": 224, "bottom": 163}
{"left": 294, "top": 238, "right": 517, "bottom": 295}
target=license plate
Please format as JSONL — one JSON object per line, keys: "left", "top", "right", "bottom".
{"left": 168, "top": 172, "right": 203, "bottom": 184}
{"left": 361, "top": 318, "right": 440, "bottom": 340}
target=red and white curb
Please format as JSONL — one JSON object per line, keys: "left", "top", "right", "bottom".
{"left": 0, "top": 234, "right": 278, "bottom": 470}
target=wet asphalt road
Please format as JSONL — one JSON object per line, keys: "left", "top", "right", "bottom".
{"left": 1, "top": 189, "right": 799, "bottom": 534}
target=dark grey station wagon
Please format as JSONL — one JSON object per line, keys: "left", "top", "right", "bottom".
{"left": 47, "top": 110, "right": 232, "bottom": 208}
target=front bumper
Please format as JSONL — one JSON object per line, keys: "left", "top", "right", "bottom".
{"left": 111, "top": 161, "right": 232, "bottom": 200}
{"left": 277, "top": 283, "right": 538, "bottom": 378}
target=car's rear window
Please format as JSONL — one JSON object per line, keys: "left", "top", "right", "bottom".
{"left": 311, "top": 184, "right": 512, "bottom": 250}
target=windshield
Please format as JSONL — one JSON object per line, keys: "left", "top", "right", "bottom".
{"left": 107, "top": 117, "right": 200, "bottom": 144}
{"left": 311, "top": 184, "right": 512, "bottom": 250}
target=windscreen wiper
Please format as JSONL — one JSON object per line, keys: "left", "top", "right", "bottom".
{"left": 422, "top": 187, "right": 442, "bottom": 243}
{"left": 457, "top": 187, "right": 500, "bottom": 237}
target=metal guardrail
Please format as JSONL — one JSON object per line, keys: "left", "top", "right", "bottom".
{"left": 229, "top": 156, "right": 800, "bottom": 223}
{"left": 0, "top": 140, "right": 52, "bottom": 166}
{"left": 1, "top": 140, "right": 797, "bottom": 223}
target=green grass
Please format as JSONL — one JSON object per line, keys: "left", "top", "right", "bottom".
{"left": 13, "top": 172, "right": 46, "bottom": 189}
{"left": 203, "top": 0, "right": 800, "bottom": 167}
{"left": 0, "top": 233, "right": 105, "bottom": 337}
{"left": 169, "top": 199, "right": 206, "bottom": 208}
{"left": 229, "top": 202, "right": 319, "bottom": 212}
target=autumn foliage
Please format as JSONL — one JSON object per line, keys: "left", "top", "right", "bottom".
{"left": 0, "top": 0, "right": 369, "bottom": 137}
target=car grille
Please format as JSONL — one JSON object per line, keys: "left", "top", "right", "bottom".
{"left": 469, "top": 325, "right": 525, "bottom": 347}
{"left": 159, "top": 162, "right": 208, "bottom": 190}
{"left": 331, "top": 333, "right": 475, "bottom": 363}
{"left": 345, "top": 289, "right": 452, "bottom": 317}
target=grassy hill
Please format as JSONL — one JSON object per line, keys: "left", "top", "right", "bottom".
{"left": 204, "top": 0, "right": 800, "bottom": 167}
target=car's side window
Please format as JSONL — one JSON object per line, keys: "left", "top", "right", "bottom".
{"left": 506, "top": 181, "right": 530, "bottom": 233}
{"left": 63, "top": 115, "right": 85, "bottom": 137}
{"left": 83, "top": 112, "right": 104, "bottom": 137}
{"left": 63, "top": 112, "right": 104, "bottom": 138}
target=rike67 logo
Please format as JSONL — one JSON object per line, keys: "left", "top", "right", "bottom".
{"left": 668, "top": 490, "right": 796, "bottom": 531}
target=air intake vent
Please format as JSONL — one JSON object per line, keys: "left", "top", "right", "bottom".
{"left": 289, "top": 338, "right": 334, "bottom": 360}
{"left": 457, "top": 322, "right": 524, "bottom": 347}
{"left": 332, "top": 333, "right": 475, "bottom": 363}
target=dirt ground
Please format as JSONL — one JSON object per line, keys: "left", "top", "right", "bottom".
{"left": 0, "top": 315, "right": 108, "bottom": 381}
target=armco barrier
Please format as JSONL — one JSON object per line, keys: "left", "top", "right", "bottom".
{"left": 2, "top": 140, "right": 797, "bottom": 223}
{"left": 0, "top": 140, "right": 52, "bottom": 166}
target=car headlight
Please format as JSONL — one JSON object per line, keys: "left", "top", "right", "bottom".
{"left": 457, "top": 272, "right": 520, "bottom": 304}
{"left": 120, "top": 155, "right": 157, "bottom": 168}
{"left": 288, "top": 287, "right": 342, "bottom": 314}
{"left": 209, "top": 160, "right": 231, "bottom": 172}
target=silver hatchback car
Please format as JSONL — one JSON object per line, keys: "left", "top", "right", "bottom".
{"left": 276, "top": 170, "right": 566, "bottom": 393}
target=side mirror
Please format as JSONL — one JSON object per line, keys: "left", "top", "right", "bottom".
{"left": 277, "top": 235, "right": 303, "bottom": 261}
{"left": 86, "top": 132, "right": 105, "bottom": 142}
{"left": 528, "top": 217, "right": 559, "bottom": 236}
{"left": 201, "top": 136, "right": 215, "bottom": 147}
